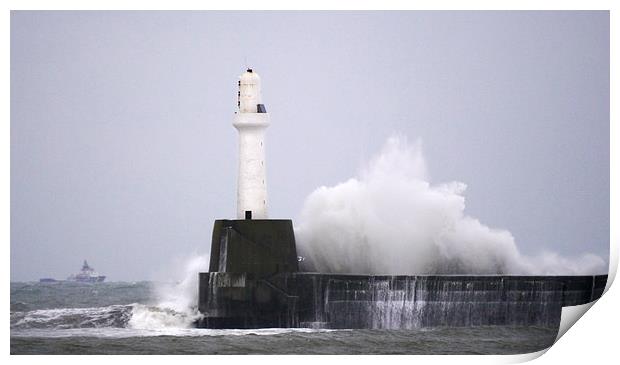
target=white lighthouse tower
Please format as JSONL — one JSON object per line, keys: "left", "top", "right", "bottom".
{"left": 233, "top": 68, "right": 270, "bottom": 219}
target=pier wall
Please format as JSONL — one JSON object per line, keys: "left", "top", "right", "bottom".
{"left": 199, "top": 218, "right": 607, "bottom": 329}
{"left": 196, "top": 272, "right": 607, "bottom": 329}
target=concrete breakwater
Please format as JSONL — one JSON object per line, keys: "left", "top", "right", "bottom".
{"left": 198, "top": 220, "right": 607, "bottom": 329}
{"left": 196, "top": 272, "right": 607, "bottom": 329}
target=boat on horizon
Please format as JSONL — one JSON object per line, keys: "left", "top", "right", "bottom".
{"left": 39, "top": 260, "right": 106, "bottom": 283}
{"left": 67, "top": 260, "right": 106, "bottom": 283}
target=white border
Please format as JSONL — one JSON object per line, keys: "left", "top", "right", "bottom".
{"left": 4, "top": 1, "right": 616, "bottom": 364}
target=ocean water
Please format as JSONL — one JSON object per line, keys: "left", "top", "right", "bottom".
{"left": 10, "top": 281, "right": 559, "bottom": 355}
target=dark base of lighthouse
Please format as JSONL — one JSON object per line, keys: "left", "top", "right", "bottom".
{"left": 208, "top": 219, "right": 299, "bottom": 274}
{"left": 197, "top": 219, "right": 607, "bottom": 329}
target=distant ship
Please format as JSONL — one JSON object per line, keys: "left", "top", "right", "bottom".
{"left": 67, "top": 260, "right": 106, "bottom": 283}
{"left": 39, "top": 260, "right": 106, "bottom": 283}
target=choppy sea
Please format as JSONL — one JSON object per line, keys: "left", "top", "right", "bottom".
{"left": 10, "top": 281, "right": 559, "bottom": 355}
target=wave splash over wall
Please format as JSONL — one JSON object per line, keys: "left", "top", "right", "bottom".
{"left": 129, "top": 255, "right": 210, "bottom": 329}
{"left": 295, "top": 136, "right": 606, "bottom": 275}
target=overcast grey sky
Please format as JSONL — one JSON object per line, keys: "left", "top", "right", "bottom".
{"left": 11, "top": 11, "right": 609, "bottom": 281}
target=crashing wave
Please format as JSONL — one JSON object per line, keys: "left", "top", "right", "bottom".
{"left": 10, "top": 303, "right": 197, "bottom": 330}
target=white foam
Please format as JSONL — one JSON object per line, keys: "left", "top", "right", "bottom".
{"left": 295, "top": 135, "right": 606, "bottom": 275}
{"left": 132, "top": 254, "right": 211, "bottom": 329}
{"left": 11, "top": 305, "right": 132, "bottom": 330}
{"left": 11, "top": 326, "right": 339, "bottom": 339}
{"left": 127, "top": 304, "right": 196, "bottom": 329}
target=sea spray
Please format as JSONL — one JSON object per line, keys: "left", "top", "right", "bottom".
{"left": 128, "top": 255, "right": 209, "bottom": 329}
{"left": 295, "top": 135, "right": 606, "bottom": 275}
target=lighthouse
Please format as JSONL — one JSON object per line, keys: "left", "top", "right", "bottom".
{"left": 202, "top": 68, "right": 297, "bottom": 282}
{"left": 233, "top": 69, "right": 270, "bottom": 219}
